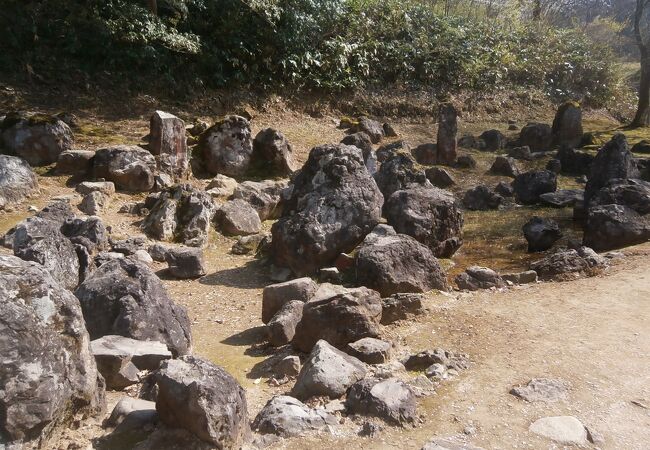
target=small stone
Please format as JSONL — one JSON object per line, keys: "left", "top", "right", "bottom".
{"left": 76, "top": 181, "right": 116, "bottom": 196}
{"left": 425, "top": 363, "right": 447, "bottom": 379}
{"left": 133, "top": 249, "right": 154, "bottom": 265}
{"left": 252, "top": 395, "right": 337, "bottom": 437}
{"left": 346, "top": 378, "right": 417, "bottom": 424}
{"left": 274, "top": 355, "right": 301, "bottom": 378}
{"left": 502, "top": 270, "right": 538, "bottom": 285}
{"left": 267, "top": 300, "right": 303, "bottom": 347}
{"left": 318, "top": 267, "right": 341, "bottom": 283}
{"left": 346, "top": 338, "right": 391, "bottom": 364}
{"left": 148, "top": 243, "right": 169, "bottom": 262}
{"left": 510, "top": 378, "right": 570, "bottom": 402}
{"left": 214, "top": 199, "right": 261, "bottom": 236}
{"left": 380, "top": 293, "right": 425, "bottom": 324}
{"left": 358, "top": 422, "right": 382, "bottom": 437}
{"left": 79, "top": 191, "right": 109, "bottom": 215}
{"left": 262, "top": 277, "right": 317, "bottom": 324}
{"left": 529, "top": 416, "right": 589, "bottom": 446}
{"left": 165, "top": 247, "right": 206, "bottom": 279}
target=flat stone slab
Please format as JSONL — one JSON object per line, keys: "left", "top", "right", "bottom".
{"left": 510, "top": 378, "right": 570, "bottom": 402}
{"left": 422, "top": 437, "right": 485, "bottom": 450}
{"left": 539, "top": 189, "right": 583, "bottom": 208}
{"left": 91, "top": 335, "right": 172, "bottom": 370}
{"left": 529, "top": 416, "right": 589, "bottom": 446}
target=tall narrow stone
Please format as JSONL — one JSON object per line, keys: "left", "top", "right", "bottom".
{"left": 436, "top": 103, "right": 458, "bottom": 165}
{"left": 149, "top": 111, "right": 190, "bottom": 181}
{"left": 552, "top": 102, "right": 583, "bottom": 148}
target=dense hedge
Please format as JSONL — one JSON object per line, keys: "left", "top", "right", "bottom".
{"left": 0, "top": 0, "right": 623, "bottom": 106}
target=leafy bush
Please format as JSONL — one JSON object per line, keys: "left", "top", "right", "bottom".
{"left": 0, "top": 0, "right": 625, "bottom": 106}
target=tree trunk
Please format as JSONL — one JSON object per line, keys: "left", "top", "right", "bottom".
{"left": 631, "top": 58, "right": 650, "bottom": 127}
{"left": 148, "top": 0, "right": 158, "bottom": 16}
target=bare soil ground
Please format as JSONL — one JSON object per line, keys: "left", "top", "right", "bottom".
{"left": 1, "top": 86, "right": 649, "bottom": 449}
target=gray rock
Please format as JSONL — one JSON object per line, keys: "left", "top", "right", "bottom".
{"left": 206, "top": 174, "right": 238, "bottom": 198}
{"left": 455, "top": 154, "right": 477, "bottom": 169}
{"left": 489, "top": 156, "right": 519, "bottom": 177}
{"left": 502, "top": 270, "right": 538, "bottom": 284}
{"left": 231, "top": 179, "right": 286, "bottom": 221}
{"left": 404, "top": 349, "right": 470, "bottom": 372}
{"left": 75, "top": 257, "right": 192, "bottom": 357}
{"left": 513, "top": 170, "right": 557, "bottom": 205}
{"left": 106, "top": 397, "right": 157, "bottom": 430}
{"left": 148, "top": 243, "right": 169, "bottom": 262}
{"left": 149, "top": 111, "right": 190, "bottom": 182}
{"left": 0, "top": 255, "right": 103, "bottom": 448}
{"left": 374, "top": 152, "right": 429, "bottom": 199}
{"left": 292, "top": 340, "right": 366, "bottom": 400}
{"left": 455, "top": 266, "right": 505, "bottom": 291}
{"left": 529, "top": 416, "right": 589, "bottom": 446}
{"left": 385, "top": 186, "right": 463, "bottom": 257}
{"left": 546, "top": 158, "right": 561, "bottom": 174}
{"left": 346, "top": 338, "right": 391, "bottom": 364}
{"left": 1, "top": 112, "right": 74, "bottom": 165}
{"left": 91, "top": 335, "right": 172, "bottom": 371}
{"left": 92, "top": 145, "right": 157, "bottom": 192}
{"left": 274, "top": 355, "right": 301, "bottom": 378}
{"left": 478, "top": 129, "right": 506, "bottom": 151}
{"left": 292, "top": 287, "right": 382, "bottom": 352}
{"left": 585, "top": 133, "right": 638, "bottom": 205}
{"left": 523, "top": 216, "right": 562, "bottom": 252}
{"left": 590, "top": 178, "right": 650, "bottom": 214}
{"left": 252, "top": 128, "right": 296, "bottom": 176}
{"left": 355, "top": 233, "right": 449, "bottom": 296}
{"left": 425, "top": 167, "right": 456, "bottom": 188}
{"left": 436, "top": 103, "right": 458, "bottom": 165}
{"left": 231, "top": 233, "right": 269, "bottom": 255}
{"left": 253, "top": 395, "right": 337, "bottom": 437}
{"left": 519, "top": 122, "right": 552, "bottom": 152}
{"left": 510, "top": 378, "right": 570, "bottom": 402}
{"left": 507, "top": 146, "right": 533, "bottom": 160}
{"left": 383, "top": 122, "right": 398, "bottom": 137}
{"left": 341, "top": 132, "right": 375, "bottom": 173}
{"left": 557, "top": 145, "right": 594, "bottom": 175}
{"left": 380, "top": 293, "right": 425, "bottom": 324}
{"left": 272, "top": 144, "right": 383, "bottom": 275}
{"left": 422, "top": 437, "right": 485, "bottom": 450}
{"left": 76, "top": 181, "right": 116, "bottom": 196}
{"left": 376, "top": 140, "right": 410, "bottom": 162}
{"left": 267, "top": 300, "right": 304, "bottom": 347}
{"left": 346, "top": 378, "right": 416, "bottom": 424}
{"left": 155, "top": 355, "right": 250, "bottom": 447}
{"left": 79, "top": 191, "right": 108, "bottom": 215}
{"left": 56, "top": 149, "right": 95, "bottom": 176}
{"left": 357, "top": 117, "right": 384, "bottom": 143}
{"left": 214, "top": 198, "right": 261, "bottom": 236}
{"left": 539, "top": 189, "right": 583, "bottom": 208}
{"left": 494, "top": 181, "right": 514, "bottom": 197}
{"left": 143, "top": 184, "right": 216, "bottom": 247}
{"left": 262, "top": 277, "right": 318, "bottom": 324}
{"left": 583, "top": 204, "right": 650, "bottom": 251}
{"left": 165, "top": 246, "right": 206, "bottom": 279}
{"left": 200, "top": 115, "right": 253, "bottom": 177}
{"left": 632, "top": 140, "right": 650, "bottom": 154}
{"left": 0, "top": 155, "right": 38, "bottom": 209}
{"left": 530, "top": 247, "right": 606, "bottom": 281}
{"left": 462, "top": 185, "right": 502, "bottom": 210}
{"left": 552, "top": 102, "right": 583, "bottom": 148}
{"left": 412, "top": 143, "right": 438, "bottom": 165}
{"left": 61, "top": 215, "right": 109, "bottom": 255}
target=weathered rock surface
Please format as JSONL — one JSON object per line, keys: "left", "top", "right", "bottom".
{"left": 513, "top": 170, "right": 557, "bottom": 205}
{"left": 455, "top": 154, "right": 477, "bottom": 168}
{"left": 272, "top": 144, "right": 383, "bottom": 275}
{"left": 56, "top": 149, "right": 95, "bottom": 176}
{"left": 293, "top": 286, "right": 382, "bottom": 352}
{"left": 205, "top": 174, "right": 238, "bottom": 198}
{"left": 489, "top": 156, "right": 519, "bottom": 177}
{"left": 585, "top": 133, "right": 638, "bottom": 204}
{"left": 552, "top": 102, "right": 583, "bottom": 148}
{"left": 0, "top": 154, "right": 38, "bottom": 209}
{"left": 380, "top": 293, "right": 425, "bottom": 324}
{"left": 155, "top": 355, "right": 250, "bottom": 447}
{"left": 76, "top": 181, "right": 116, "bottom": 196}
{"left": 632, "top": 140, "right": 650, "bottom": 154}
{"left": 91, "top": 335, "right": 172, "bottom": 372}
{"left": 436, "top": 103, "right": 458, "bottom": 164}
{"left": 374, "top": 152, "right": 429, "bottom": 199}
{"left": 346, "top": 338, "right": 391, "bottom": 364}
{"left": 422, "top": 437, "right": 485, "bottom": 450}
{"left": 583, "top": 204, "right": 650, "bottom": 251}
{"left": 143, "top": 184, "right": 216, "bottom": 247}
{"left": 149, "top": 111, "right": 190, "bottom": 181}
{"left": 519, "top": 122, "right": 552, "bottom": 152}
{"left": 252, "top": 128, "right": 296, "bottom": 176}
{"left": 75, "top": 257, "right": 192, "bottom": 356}
{"left": 232, "top": 179, "right": 286, "bottom": 221}
{"left": 214, "top": 198, "right": 261, "bottom": 236}
{"left": 1, "top": 112, "right": 74, "bottom": 165}
{"left": 106, "top": 396, "right": 157, "bottom": 431}
{"left": 292, "top": 340, "right": 366, "bottom": 400}
{"left": 478, "top": 129, "right": 506, "bottom": 151}
{"left": 165, "top": 246, "right": 206, "bottom": 279}
{"left": 530, "top": 247, "right": 606, "bottom": 280}
{"left": 253, "top": 395, "right": 337, "bottom": 437}
{"left": 93, "top": 145, "right": 157, "bottom": 192}
{"left": 385, "top": 186, "right": 463, "bottom": 257}
{"left": 376, "top": 140, "right": 410, "bottom": 162}
{"left": 412, "top": 143, "right": 438, "bottom": 165}
{"left": 494, "top": 181, "right": 514, "bottom": 197}
{"left": 79, "top": 191, "right": 108, "bottom": 216}
{"left": 510, "top": 378, "right": 570, "bottom": 403}
{"left": 346, "top": 378, "right": 416, "bottom": 424}
{"left": 523, "top": 216, "right": 562, "bottom": 252}
{"left": 556, "top": 145, "right": 594, "bottom": 175}
{"left": 357, "top": 117, "right": 384, "bottom": 143}
{"left": 539, "top": 189, "right": 583, "bottom": 208}
{"left": 403, "top": 348, "right": 470, "bottom": 373}
{"left": 455, "top": 266, "right": 505, "bottom": 291}
{"left": 507, "top": 146, "right": 533, "bottom": 160}
{"left": 267, "top": 300, "right": 304, "bottom": 347}
{"left": 462, "top": 185, "right": 503, "bottom": 210}
{"left": 262, "top": 277, "right": 318, "bottom": 323}
{"left": 529, "top": 416, "right": 589, "bottom": 446}
{"left": 355, "top": 233, "right": 449, "bottom": 296}
{"left": 425, "top": 167, "right": 456, "bottom": 188}
{"left": 200, "top": 115, "right": 253, "bottom": 177}
{"left": 341, "top": 132, "right": 374, "bottom": 169}
{"left": 0, "top": 255, "right": 103, "bottom": 447}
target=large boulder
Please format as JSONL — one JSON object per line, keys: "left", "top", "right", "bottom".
{"left": 1, "top": 112, "right": 74, "bottom": 166}
{"left": 552, "top": 102, "right": 583, "bottom": 148}
{"left": 585, "top": 134, "right": 639, "bottom": 205}
{"left": 355, "top": 232, "right": 449, "bottom": 296}
{"left": 271, "top": 144, "right": 383, "bottom": 276}
{"left": 231, "top": 179, "right": 286, "bottom": 221}
{"left": 292, "top": 340, "right": 366, "bottom": 400}
{"left": 590, "top": 178, "right": 650, "bottom": 214}
{"left": 462, "top": 185, "right": 503, "bottom": 210}
{"left": 143, "top": 184, "right": 216, "bottom": 247}
{"left": 523, "top": 216, "right": 562, "bottom": 252}
{"left": 74, "top": 257, "right": 192, "bottom": 357}
{"left": 253, "top": 396, "right": 337, "bottom": 437}
{"left": 11, "top": 202, "right": 80, "bottom": 289}
{"left": 513, "top": 170, "right": 557, "bottom": 205}
{"left": 374, "top": 152, "right": 430, "bottom": 199}
{"left": 93, "top": 145, "right": 157, "bottom": 192}
{"left": 154, "top": 355, "right": 250, "bottom": 447}
{"left": 149, "top": 111, "right": 190, "bottom": 181}
{"left": 384, "top": 186, "right": 463, "bottom": 257}
{"left": 200, "top": 115, "right": 253, "bottom": 177}
{"left": 252, "top": 128, "right": 296, "bottom": 176}
{"left": 0, "top": 255, "right": 103, "bottom": 448}
{"left": 346, "top": 378, "right": 416, "bottom": 424}
{"left": 292, "top": 286, "right": 382, "bottom": 352}
{"left": 0, "top": 154, "right": 38, "bottom": 210}
{"left": 519, "top": 123, "right": 553, "bottom": 152}
{"left": 436, "top": 103, "right": 458, "bottom": 164}
{"left": 583, "top": 204, "right": 650, "bottom": 251}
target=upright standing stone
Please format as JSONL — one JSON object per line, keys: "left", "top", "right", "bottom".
{"left": 149, "top": 111, "right": 190, "bottom": 182}
{"left": 436, "top": 103, "right": 458, "bottom": 165}
{"left": 552, "top": 102, "right": 583, "bottom": 148}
